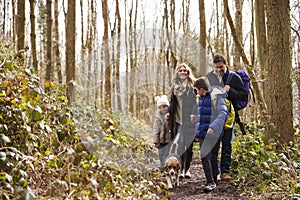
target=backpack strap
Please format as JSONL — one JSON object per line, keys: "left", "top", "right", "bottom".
{"left": 225, "top": 71, "right": 234, "bottom": 85}
{"left": 235, "top": 111, "right": 246, "bottom": 135}
{"left": 225, "top": 71, "right": 247, "bottom": 135}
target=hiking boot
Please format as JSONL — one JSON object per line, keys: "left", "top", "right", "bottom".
{"left": 179, "top": 172, "right": 185, "bottom": 179}
{"left": 203, "top": 182, "right": 216, "bottom": 192}
{"left": 221, "top": 173, "right": 232, "bottom": 180}
{"left": 185, "top": 170, "right": 191, "bottom": 179}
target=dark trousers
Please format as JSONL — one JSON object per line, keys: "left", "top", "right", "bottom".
{"left": 200, "top": 137, "right": 221, "bottom": 183}
{"left": 180, "top": 141, "right": 193, "bottom": 173}
{"left": 220, "top": 127, "right": 233, "bottom": 174}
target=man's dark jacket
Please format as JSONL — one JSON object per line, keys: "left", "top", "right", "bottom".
{"left": 206, "top": 67, "right": 247, "bottom": 111}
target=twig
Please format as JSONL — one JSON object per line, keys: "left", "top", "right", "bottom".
{"left": 0, "top": 58, "right": 6, "bottom": 68}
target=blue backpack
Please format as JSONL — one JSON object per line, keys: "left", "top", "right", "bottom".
{"left": 226, "top": 70, "right": 255, "bottom": 110}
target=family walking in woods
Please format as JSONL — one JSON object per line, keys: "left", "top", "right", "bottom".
{"left": 153, "top": 53, "right": 249, "bottom": 192}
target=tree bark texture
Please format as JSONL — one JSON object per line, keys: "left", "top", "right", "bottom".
{"left": 102, "top": 0, "right": 111, "bottom": 109}
{"left": 265, "top": 0, "right": 294, "bottom": 143}
{"left": 29, "top": 0, "right": 38, "bottom": 71}
{"left": 199, "top": 0, "right": 207, "bottom": 76}
{"left": 45, "top": 0, "right": 53, "bottom": 85}
{"left": 54, "top": 0, "right": 62, "bottom": 84}
{"left": 16, "top": 0, "right": 25, "bottom": 51}
{"left": 66, "top": 0, "right": 76, "bottom": 104}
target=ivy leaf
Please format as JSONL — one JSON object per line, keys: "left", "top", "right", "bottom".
{"left": 20, "top": 190, "right": 35, "bottom": 200}
{"left": 0, "top": 134, "right": 11, "bottom": 145}
{"left": 5, "top": 61, "right": 14, "bottom": 71}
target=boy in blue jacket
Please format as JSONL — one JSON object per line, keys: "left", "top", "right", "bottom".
{"left": 194, "top": 76, "right": 228, "bottom": 192}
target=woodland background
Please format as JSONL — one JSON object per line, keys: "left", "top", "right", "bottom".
{"left": 1, "top": 0, "right": 300, "bottom": 142}
{"left": 0, "top": 0, "right": 300, "bottom": 199}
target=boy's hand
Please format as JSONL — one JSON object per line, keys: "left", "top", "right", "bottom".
{"left": 154, "top": 143, "right": 160, "bottom": 148}
{"left": 207, "top": 128, "right": 215, "bottom": 134}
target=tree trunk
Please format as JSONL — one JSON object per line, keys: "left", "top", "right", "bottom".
{"left": 45, "top": 0, "right": 53, "bottom": 86}
{"left": 54, "top": 0, "right": 62, "bottom": 84}
{"left": 87, "top": 0, "right": 95, "bottom": 104}
{"left": 12, "top": 0, "right": 16, "bottom": 44}
{"left": 233, "top": 0, "right": 243, "bottom": 68}
{"left": 255, "top": 0, "right": 267, "bottom": 92}
{"left": 265, "top": 0, "right": 294, "bottom": 143}
{"left": 102, "top": 0, "right": 111, "bottom": 109}
{"left": 29, "top": 0, "right": 38, "bottom": 71}
{"left": 16, "top": 0, "right": 25, "bottom": 51}
{"left": 198, "top": 0, "right": 206, "bottom": 76}
{"left": 66, "top": 0, "right": 76, "bottom": 105}
{"left": 115, "top": 0, "right": 122, "bottom": 111}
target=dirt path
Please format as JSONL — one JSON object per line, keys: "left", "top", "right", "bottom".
{"left": 168, "top": 156, "right": 250, "bottom": 200}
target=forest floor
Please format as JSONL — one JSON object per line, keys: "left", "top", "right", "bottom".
{"left": 163, "top": 156, "right": 250, "bottom": 200}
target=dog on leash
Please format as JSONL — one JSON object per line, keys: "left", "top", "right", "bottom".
{"left": 164, "top": 133, "right": 181, "bottom": 189}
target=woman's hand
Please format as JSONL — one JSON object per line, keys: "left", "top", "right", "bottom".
{"left": 165, "top": 113, "right": 170, "bottom": 120}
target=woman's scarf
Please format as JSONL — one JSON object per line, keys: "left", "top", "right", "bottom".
{"left": 173, "top": 78, "right": 188, "bottom": 97}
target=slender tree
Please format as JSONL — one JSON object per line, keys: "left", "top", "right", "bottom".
{"left": 29, "top": 0, "right": 38, "bottom": 71}
{"left": 66, "top": 0, "right": 76, "bottom": 104}
{"left": 101, "top": 0, "right": 111, "bottom": 109}
{"left": 45, "top": 0, "right": 53, "bottom": 86}
{"left": 16, "top": 0, "right": 25, "bottom": 51}
{"left": 233, "top": 0, "right": 243, "bottom": 68}
{"left": 12, "top": 0, "right": 16, "bottom": 45}
{"left": 54, "top": 0, "right": 62, "bottom": 84}
{"left": 255, "top": 0, "right": 267, "bottom": 89}
{"left": 199, "top": 0, "right": 206, "bottom": 75}
{"left": 115, "top": 0, "right": 122, "bottom": 111}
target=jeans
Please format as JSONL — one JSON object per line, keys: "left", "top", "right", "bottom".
{"left": 220, "top": 127, "right": 233, "bottom": 174}
{"left": 199, "top": 137, "right": 220, "bottom": 183}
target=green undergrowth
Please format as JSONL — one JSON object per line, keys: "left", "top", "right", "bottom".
{"left": 0, "top": 44, "right": 167, "bottom": 199}
{"left": 232, "top": 123, "right": 300, "bottom": 200}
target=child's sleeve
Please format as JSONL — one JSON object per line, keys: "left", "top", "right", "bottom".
{"left": 209, "top": 95, "right": 228, "bottom": 134}
{"left": 153, "top": 117, "right": 161, "bottom": 144}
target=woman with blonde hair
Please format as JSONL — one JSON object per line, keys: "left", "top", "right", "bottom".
{"left": 165, "top": 63, "right": 197, "bottom": 179}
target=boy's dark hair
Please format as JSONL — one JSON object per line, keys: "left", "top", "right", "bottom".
{"left": 193, "top": 76, "right": 210, "bottom": 91}
{"left": 213, "top": 53, "right": 227, "bottom": 64}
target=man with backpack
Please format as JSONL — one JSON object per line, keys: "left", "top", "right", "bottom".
{"left": 206, "top": 53, "right": 248, "bottom": 180}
